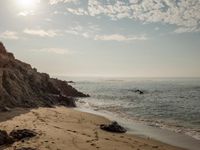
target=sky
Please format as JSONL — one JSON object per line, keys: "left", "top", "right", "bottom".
{"left": 0, "top": 0, "right": 200, "bottom": 78}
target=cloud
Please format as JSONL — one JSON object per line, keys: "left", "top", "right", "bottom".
{"left": 49, "top": 0, "right": 79, "bottom": 5}
{"left": 56, "top": 0, "right": 200, "bottom": 33}
{"left": 65, "top": 30, "right": 79, "bottom": 35}
{"left": 65, "top": 24, "right": 101, "bottom": 38}
{"left": 45, "top": 18, "right": 53, "bottom": 22}
{"left": 18, "top": 11, "right": 35, "bottom": 16}
{"left": 24, "top": 29, "right": 60, "bottom": 37}
{"left": 65, "top": 24, "right": 147, "bottom": 41}
{"left": 31, "top": 48, "right": 70, "bottom": 54}
{"left": 174, "top": 27, "right": 200, "bottom": 33}
{"left": 95, "top": 34, "right": 147, "bottom": 41}
{"left": 89, "top": 0, "right": 200, "bottom": 29}
{"left": 0, "top": 31, "right": 19, "bottom": 40}
{"left": 66, "top": 8, "right": 88, "bottom": 16}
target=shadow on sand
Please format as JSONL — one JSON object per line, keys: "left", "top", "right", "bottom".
{"left": 0, "top": 108, "right": 31, "bottom": 123}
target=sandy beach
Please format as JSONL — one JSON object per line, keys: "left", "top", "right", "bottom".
{"left": 0, "top": 107, "right": 185, "bottom": 150}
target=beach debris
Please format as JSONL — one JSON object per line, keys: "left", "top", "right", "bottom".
{"left": 100, "top": 121, "right": 127, "bottom": 133}
{"left": 9, "top": 129, "right": 37, "bottom": 141}
{"left": 0, "top": 130, "right": 14, "bottom": 146}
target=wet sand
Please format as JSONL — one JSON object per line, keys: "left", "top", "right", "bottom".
{"left": 0, "top": 107, "right": 185, "bottom": 150}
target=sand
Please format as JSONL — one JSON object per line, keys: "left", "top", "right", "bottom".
{"left": 0, "top": 107, "right": 185, "bottom": 150}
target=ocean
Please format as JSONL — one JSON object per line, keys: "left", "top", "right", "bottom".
{"left": 59, "top": 77, "right": 200, "bottom": 142}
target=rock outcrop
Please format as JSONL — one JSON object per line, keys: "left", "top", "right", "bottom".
{"left": 134, "top": 89, "right": 144, "bottom": 95}
{"left": 0, "top": 130, "right": 14, "bottom": 146}
{"left": 9, "top": 129, "right": 37, "bottom": 141}
{"left": 0, "top": 129, "right": 37, "bottom": 147}
{"left": 0, "top": 42, "right": 88, "bottom": 109}
{"left": 100, "top": 121, "right": 127, "bottom": 133}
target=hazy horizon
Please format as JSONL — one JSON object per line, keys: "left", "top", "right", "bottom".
{"left": 54, "top": 75, "right": 200, "bottom": 79}
{"left": 1, "top": 0, "right": 200, "bottom": 78}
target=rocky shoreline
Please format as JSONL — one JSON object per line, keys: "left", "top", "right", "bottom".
{"left": 0, "top": 42, "right": 89, "bottom": 110}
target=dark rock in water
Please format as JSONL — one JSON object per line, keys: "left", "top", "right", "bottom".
{"left": 0, "top": 42, "right": 89, "bottom": 109}
{"left": 67, "top": 81, "right": 75, "bottom": 84}
{"left": 0, "top": 130, "right": 14, "bottom": 145}
{"left": 16, "top": 147, "right": 37, "bottom": 150}
{"left": 9, "top": 129, "right": 37, "bottom": 141}
{"left": 134, "top": 89, "right": 144, "bottom": 95}
{"left": 100, "top": 121, "right": 127, "bottom": 133}
{"left": 58, "top": 95, "right": 76, "bottom": 107}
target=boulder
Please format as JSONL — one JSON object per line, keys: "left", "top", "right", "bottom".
{"left": 100, "top": 121, "right": 127, "bottom": 133}
{"left": 0, "top": 130, "right": 14, "bottom": 146}
{"left": 9, "top": 129, "right": 37, "bottom": 141}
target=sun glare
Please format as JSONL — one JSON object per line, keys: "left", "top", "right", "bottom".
{"left": 17, "top": 0, "right": 40, "bottom": 9}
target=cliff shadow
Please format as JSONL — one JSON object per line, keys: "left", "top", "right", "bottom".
{"left": 0, "top": 108, "right": 31, "bottom": 123}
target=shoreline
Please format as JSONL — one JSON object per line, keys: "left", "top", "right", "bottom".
{"left": 76, "top": 107, "right": 200, "bottom": 150}
{"left": 0, "top": 107, "right": 187, "bottom": 150}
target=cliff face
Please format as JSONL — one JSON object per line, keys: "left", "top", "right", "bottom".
{"left": 0, "top": 42, "right": 88, "bottom": 109}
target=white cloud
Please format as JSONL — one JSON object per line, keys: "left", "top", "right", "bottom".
{"left": 65, "top": 24, "right": 147, "bottom": 41}
{"left": 65, "top": 30, "right": 79, "bottom": 35}
{"left": 95, "top": 34, "right": 147, "bottom": 42}
{"left": 57, "top": 0, "right": 200, "bottom": 33}
{"left": 24, "top": 29, "right": 60, "bottom": 37}
{"left": 49, "top": 0, "right": 78, "bottom": 5}
{"left": 65, "top": 24, "right": 101, "bottom": 38}
{"left": 45, "top": 18, "right": 53, "bottom": 22}
{"left": 67, "top": 8, "right": 88, "bottom": 16}
{"left": 0, "top": 31, "right": 19, "bottom": 40}
{"left": 31, "top": 48, "right": 70, "bottom": 54}
{"left": 18, "top": 11, "right": 35, "bottom": 16}
{"left": 88, "top": 0, "right": 200, "bottom": 29}
{"left": 82, "top": 32, "right": 90, "bottom": 38}
{"left": 174, "top": 27, "right": 200, "bottom": 33}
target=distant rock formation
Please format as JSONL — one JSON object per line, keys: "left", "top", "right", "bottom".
{"left": 0, "top": 42, "right": 89, "bottom": 110}
{"left": 134, "top": 89, "right": 144, "bottom": 95}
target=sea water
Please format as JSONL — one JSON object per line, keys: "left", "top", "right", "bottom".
{"left": 59, "top": 77, "right": 200, "bottom": 141}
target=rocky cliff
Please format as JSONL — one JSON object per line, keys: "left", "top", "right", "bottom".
{"left": 0, "top": 42, "right": 88, "bottom": 110}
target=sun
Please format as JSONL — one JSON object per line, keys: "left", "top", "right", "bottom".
{"left": 17, "top": 0, "right": 40, "bottom": 9}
